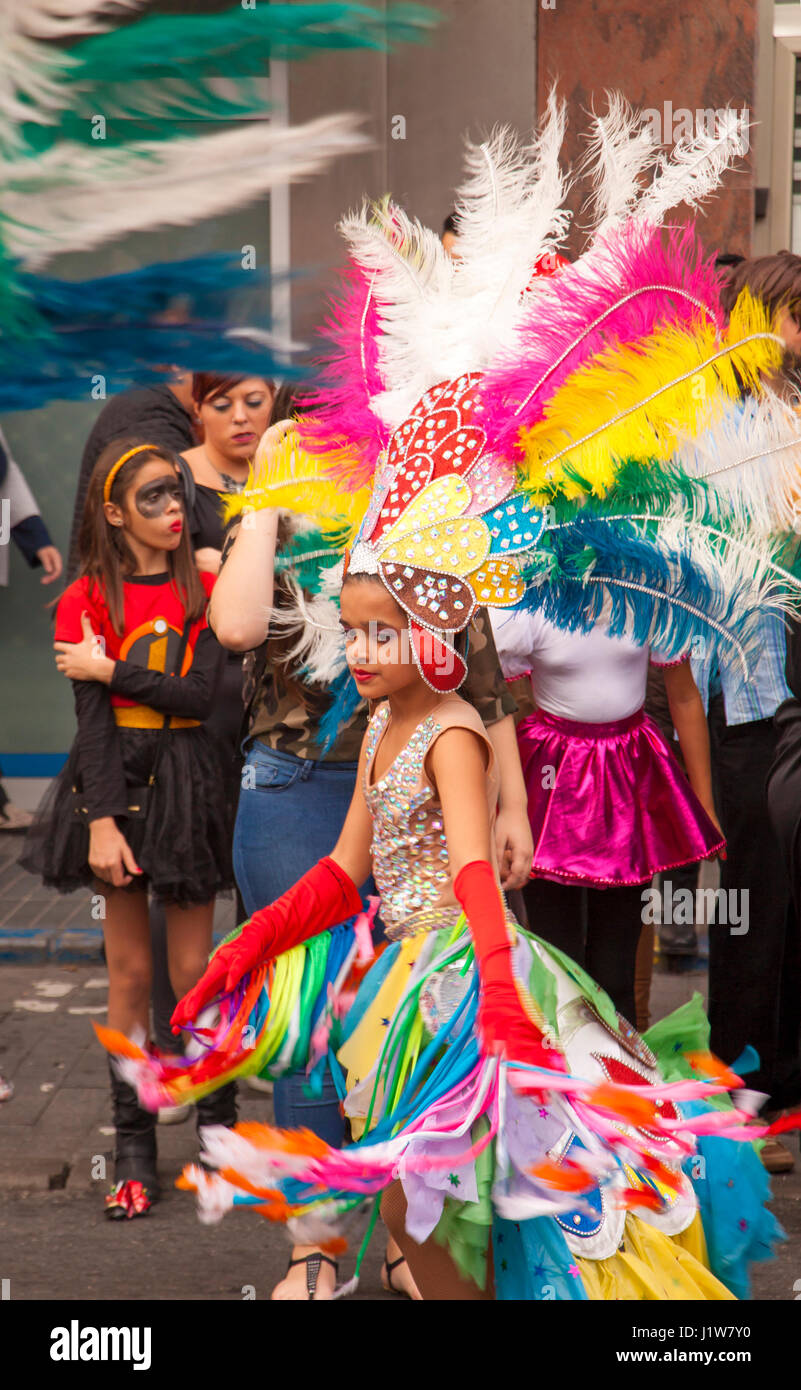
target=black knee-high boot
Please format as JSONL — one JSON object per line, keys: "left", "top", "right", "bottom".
{"left": 195, "top": 1081, "right": 238, "bottom": 1169}
{"left": 105, "top": 1061, "right": 160, "bottom": 1219}
{"left": 195, "top": 1081, "right": 238, "bottom": 1132}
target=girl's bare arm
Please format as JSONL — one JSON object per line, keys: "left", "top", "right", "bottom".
{"left": 428, "top": 727, "right": 494, "bottom": 879}
{"left": 663, "top": 659, "right": 722, "bottom": 833}
{"left": 206, "top": 421, "right": 295, "bottom": 651}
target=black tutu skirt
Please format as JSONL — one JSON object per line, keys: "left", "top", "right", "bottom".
{"left": 21, "top": 726, "right": 234, "bottom": 907}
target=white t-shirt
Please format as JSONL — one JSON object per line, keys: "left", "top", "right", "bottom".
{"left": 490, "top": 608, "right": 674, "bottom": 723}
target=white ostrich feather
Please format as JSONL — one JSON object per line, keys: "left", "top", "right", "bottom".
{"left": 581, "top": 92, "right": 658, "bottom": 242}
{"left": 345, "top": 95, "right": 571, "bottom": 428}
{"left": 339, "top": 197, "right": 453, "bottom": 427}
{"left": 451, "top": 92, "right": 572, "bottom": 360}
{"left": 636, "top": 108, "right": 749, "bottom": 227}
{"left": 3, "top": 114, "right": 371, "bottom": 268}
{"left": 268, "top": 563, "right": 347, "bottom": 687}
{"left": 674, "top": 390, "right": 801, "bottom": 535}
{"left": 0, "top": 0, "right": 137, "bottom": 39}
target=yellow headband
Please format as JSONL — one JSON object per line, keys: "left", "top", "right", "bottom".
{"left": 103, "top": 444, "right": 160, "bottom": 504}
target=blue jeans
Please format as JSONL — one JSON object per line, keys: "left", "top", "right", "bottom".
{"left": 233, "top": 741, "right": 364, "bottom": 1147}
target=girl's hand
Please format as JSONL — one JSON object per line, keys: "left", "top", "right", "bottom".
{"left": 703, "top": 804, "right": 727, "bottom": 861}
{"left": 193, "top": 546, "right": 222, "bottom": 575}
{"left": 171, "top": 950, "right": 233, "bottom": 1030}
{"left": 88, "top": 818, "right": 142, "bottom": 887}
{"left": 494, "top": 803, "right": 534, "bottom": 890}
{"left": 54, "top": 612, "right": 115, "bottom": 683}
{"left": 36, "top": 545, "right": 62, "bottom": 585}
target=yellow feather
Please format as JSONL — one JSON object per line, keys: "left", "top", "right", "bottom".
{"left": 221, "top": 430, "right": 370, "bottom": 542}
{"left": 517, "top": 289, "right": 783, "bottom": 499}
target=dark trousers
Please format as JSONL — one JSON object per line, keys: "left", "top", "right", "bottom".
{"left": 708, "top": 694, "right": 801, "bottom": 1108}
{"left": 522, "top": 877, "right": 644, "bottom": 1025}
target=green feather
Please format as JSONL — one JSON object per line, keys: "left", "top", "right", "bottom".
{"left": 274, "top": 525, "right": 346, "bottom": 595}
{"left": 16, "top": 3, "right": 439, "bottom": 150}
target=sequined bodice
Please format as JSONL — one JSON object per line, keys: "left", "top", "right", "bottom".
{"left": 363, "top": 699, "right": 498, "bottom": 934}
{"left": 364, "top": 705, "right": 451, "bottom": 930}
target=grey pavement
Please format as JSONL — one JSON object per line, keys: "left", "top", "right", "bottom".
{"left": 1, "top": 956, "right": 800, "bottom": 1301}
{"left": 0, "top": 962, "right": 391, "bottom": 1301}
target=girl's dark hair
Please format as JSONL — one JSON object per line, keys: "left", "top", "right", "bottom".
{"left": 721, "top": 251, "right": 801, "bottom": 387}
{"left": 720, "top": 250, "right": 801, "bottom": 320}
{"left": 192, "top": 372, "right": 275, "bottom": 406}
{"left": 77, "top": 438, "right": 207, "bottom": 635}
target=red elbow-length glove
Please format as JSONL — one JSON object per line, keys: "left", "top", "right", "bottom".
{"left": 454, "top": 860, "right": 563, "bottom": 1071}
{"left": 171, "top": 857, "right": 362, "bottom": 1030}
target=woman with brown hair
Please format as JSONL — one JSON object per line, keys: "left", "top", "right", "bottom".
{"left": 182, "top": 372, "right": 275, "bottom": 575}
{"left": 21, "top": 439, "right": 233, "bottom": 1219}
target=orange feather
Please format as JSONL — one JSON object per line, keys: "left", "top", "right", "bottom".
{"left": 587, "top": 1083, "right": 659, "bottom": 1125}
{"left": 685, "top": 1051, "right": 742, "bottom": 1088}
{"left": 529, "top": 1158, "right": 596, "bottom": 1193}
{"left": 92, "top": 1022, "right": 146, "bottom": 1059}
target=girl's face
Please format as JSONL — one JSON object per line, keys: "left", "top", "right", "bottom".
{"left": 197, "top": 378, "right": 274, "bottom": 462}
{"left": 108, "top": 458, "right": 185, "bottom": 552}
{"left": 339, "top": 578, "right": 422, "bottom": 700}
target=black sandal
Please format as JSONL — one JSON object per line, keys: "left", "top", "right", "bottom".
{"left": 382, "top": 1254, "right": 413, "bottom": 1298}
{"left": 286, "top": 1252, "right": 339, "bottom": 1300}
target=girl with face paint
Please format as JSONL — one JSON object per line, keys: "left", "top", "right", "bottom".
{"left": 21, "top": 438, "right": 234, "bottom": 1222}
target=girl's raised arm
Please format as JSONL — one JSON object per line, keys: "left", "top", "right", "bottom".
{"left": 207, "top": 420, "right": 294, "bottom": 652}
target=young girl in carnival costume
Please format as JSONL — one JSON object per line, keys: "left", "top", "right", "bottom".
{"left": 99, "top": 100, "right": 801, "bottom": 1295}
{"left": 22, "top": 440, "right": 236, "bottom": 1219}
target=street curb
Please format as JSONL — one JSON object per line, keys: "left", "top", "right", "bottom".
{"left": 0, "top": 927, "right": 103, "bottom": 964}
{"left": 0, "top": 926, "right": 232, "bottom": 964}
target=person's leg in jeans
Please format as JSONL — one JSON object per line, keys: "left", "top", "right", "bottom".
{"left": 233, "top": 744, "right": 365, "bottom": 1297}
{"left": 151, "top": 656, "right": 247, "bottom": 1053}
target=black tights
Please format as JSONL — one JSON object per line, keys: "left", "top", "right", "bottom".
{"left": 522, "top": 877, "right": 644, "bottom": 1025}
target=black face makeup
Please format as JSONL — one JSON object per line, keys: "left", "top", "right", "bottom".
{"left": 133, "top": 473, "right": 183, "bottom": 519}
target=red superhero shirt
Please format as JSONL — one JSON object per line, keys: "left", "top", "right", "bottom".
{"left": 56, "top": 570, "right": 216, "bottom": 710}
{"left": 57, "top": 570, "right": 223, "bottom": 822}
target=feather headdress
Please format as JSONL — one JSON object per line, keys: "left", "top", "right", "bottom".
{"left": 252, "top": 94, "right": 800, "bottom": 710}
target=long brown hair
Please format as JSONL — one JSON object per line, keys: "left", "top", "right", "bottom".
{"left": 720, "top": 251, "right": 801, "bottom": 320}
{"left": 721, "top": 251, "right": 801, "bottom": 386}
{"left": 76, "top": 438, "right": 207, "bottom": 635}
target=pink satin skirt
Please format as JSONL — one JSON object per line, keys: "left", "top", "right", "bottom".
{"left": 517, "top": 707, "right": 725, "bottom": 887}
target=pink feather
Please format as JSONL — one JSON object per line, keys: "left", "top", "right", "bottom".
{"left": 479, "top": 221, "right": 726, "bottom": 460}
{"left": 300, "top": 264, "right": 388, "bottom": 489}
